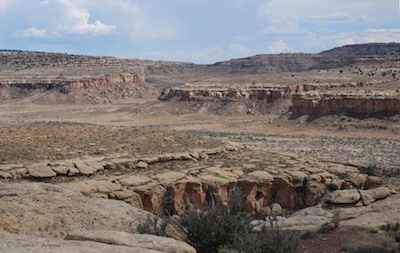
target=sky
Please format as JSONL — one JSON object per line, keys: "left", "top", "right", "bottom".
{"left": 0, "top": 0, "right": 399, "bottom": 63}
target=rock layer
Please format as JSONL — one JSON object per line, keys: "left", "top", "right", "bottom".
{"left": 291, "top": 90, "right": 400, "bottom": 116}
{"left": 0, "top": 72, "right": 146, "bottom": 104}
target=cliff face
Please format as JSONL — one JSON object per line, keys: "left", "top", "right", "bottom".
{"left": 0, "top": 72, "right": 146, "bottom": 104}
{"left": 160, "top": 83, "right": 303, "bottom": 102}
{"left": 291, "top": 91, "right": 400, "bottom": 116}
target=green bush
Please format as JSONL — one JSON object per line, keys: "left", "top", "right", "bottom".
{"left": 137, "top": 215, "right": 170, "bottom": 237}
{"left": 364, "top": 161, "right": 379, "bottom": 176}
{"left": 138, "top": 187, "right": 299, "bottom": 253}
{"left": 182, "top": 205, "right": 251, "bottom": 253}
{"left": 224, "top": 217, "right": 299, "bottom": 253}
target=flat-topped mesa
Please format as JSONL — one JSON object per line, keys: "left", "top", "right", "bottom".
{"left": 159, "top": 83, "right": 304, "bottom": 102}
{"left": 291, "top": 90, "right": 400, "bottom": 116}
{"left": 0, "top": 71, "right": 146, "bottom": 104}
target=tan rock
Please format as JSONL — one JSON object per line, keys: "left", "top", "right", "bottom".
{"left": 273, "top": 177, "right": 298, "bottom": 209}
{"left": 136, "top": 161, "right": 149, "bottom": 169}
{"left": 366, "top": 176, "right": 384, "bottom": 189}
{"left": 66, "top": 230, "right": 196, "bottom": 253}
{"left": 135, "top": 184, "right": 166, "bottom": 214}
{"left": 73, "top": 161, "right": 98, "bottom": 176}
{"left": 304, "top": 181, "right": 327, "bottom": 207}
{"left": 326, "top": 189, "right": 361, "bottom": 204}
{"left": 154, "top": 172, "right": 186, "bottom": 184}
{"left": 119, "top": 175, "right": 152, "bottom": 187}
{"left": 0, "top": 183, "right": 151, "bottom": 238}
{"left": 27, "top": 163, "right": 57, "bottom": 178}
{"left": 0, "top": 171, "right": 12, "bottom": 179}
{"left": 346, "top": 173, "right": 368, "bottom": 189}
{"left": 0, "top": 231, "right": 166, "bottom": 253}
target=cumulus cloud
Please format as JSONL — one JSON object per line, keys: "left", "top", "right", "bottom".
{"left": 36, "top": 0, "right": 115, "bottom": 36}
{"left": 14, "top": 0, "right": 176, "bottom": 40}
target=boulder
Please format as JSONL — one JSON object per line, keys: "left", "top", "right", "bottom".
{"left": 73, "top": 161, "right": 98, "bottom": 176}
{"left": 346, "top": 173, "right": 368, "bottom": 189}
{"left": 366, "top": 176, "right": 384, "bottom": 189}
{"left": 27, "top": 163, "right": 57, "bottom": 178}
{"left": 359, "top": 187, "right": 391, "bottom": 206}
{"left": 271, "top": 203, "right": 283, "bottom": 216}
{"left": 326, "top": 189, "right": 361, "bottom": 205}
{"left": 136, "top": 161, "right": 149, "bottom": 169}
{"left": 304, "top": 181, "right": 327, "bottom": 207}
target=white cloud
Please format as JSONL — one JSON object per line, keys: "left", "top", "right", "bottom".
{"left": 17, "top": 0, "right": 115, "bottom": 37}
{"left": 14, "top": 0, "right": 175, "bottom": 41}
{"left": 93, "top": 0, "right": 177, "bottom": 41}
{"left": 21, "top": 27, "right": 48, "bottom": 38}
{"left": 260, "top": 0, "right": 397, "bottom": 34}
{"left": 46, "top": 0, "right": 115, "bottom": 35}
{"left": 61, "top": 0, "right": 114, "bottom": 35}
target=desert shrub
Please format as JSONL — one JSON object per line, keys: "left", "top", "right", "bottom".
{"left": 137, "top": 215, "right": 170, "bottom": 237}
{"left": 182, "top": 206, "right": 251, "bottom": 253}
{"left": 138, "top": 187, "right": 299, "bottom": 253}
{"left": 318, "top": 222, "right": 336, "bottom": 234}
{"left": 364, "top": 161, "right": 379, "bottom": 176}
{"left": 224, "top": 217, "right": 299, "bottom": 253}
{"left": 181, "top": 187, "right": 251, "bottom": 253}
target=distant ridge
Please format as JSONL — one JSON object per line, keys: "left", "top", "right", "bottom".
{"left": 1, "top": 42, "right": 400, "bottom": 74}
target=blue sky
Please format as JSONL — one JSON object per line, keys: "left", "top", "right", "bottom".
{"left": 0, "top": 0, "right": 399, "bottom": 63}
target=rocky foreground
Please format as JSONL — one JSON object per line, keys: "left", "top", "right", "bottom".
{"left": 1, "top": 142, "right": 399, "bottom": 245}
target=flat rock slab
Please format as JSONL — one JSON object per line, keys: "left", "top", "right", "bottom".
{"left": 27, "top": 163, "right": 57, "bottom": 178}
{"left": 0, "top": 183, "right": 151, "bottom": 238}
{"left": 0, "top": 231, "right": 168, "bottom": 253}
{"left": 326, "top": 189, "right": 361, "bottom": 204}
{"left": 74, "top": 161, "right": 98, "bottom": 176}
{"left": 66, "top": 230, "right": 196, "bottom": 253}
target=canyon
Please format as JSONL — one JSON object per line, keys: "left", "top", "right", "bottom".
{"left": 1, "top": 43, "right": 400, "bottom": 253}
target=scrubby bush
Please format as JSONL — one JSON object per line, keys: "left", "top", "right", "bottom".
{"left": 137, "top": 215, "right": 170, "bottom": 237}
{"left": 138, "top": 187, "right": 299, "bottom": 253}
{"left": 224, "top": 217, "right": 299, "bottom": 253}
{"left": 364, "top": 161, "right": 379, "bottom": 176}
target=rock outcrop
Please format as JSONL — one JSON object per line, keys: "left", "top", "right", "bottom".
{"left": 64, "top": 166, "right": 389, "bottom": 216}
{"left": 0, "top": 230, "right": 196, "bottom": 253}
{"left": 0, "top": 183, "right": 150, "bottom": 238}
{"left": 160, "top": 83, "right": 303, "bottom": 102}
{"left": 0, "top": 145, "right": 230, "bottom": 180}
{"left": 66, "top": 230, "right": 196, "bottom": 253}
{"left": 0, "top": 72, "right": 146, "bottom": 104}
{"left": 291, "top": 90, "right": 400, "bottom": 116}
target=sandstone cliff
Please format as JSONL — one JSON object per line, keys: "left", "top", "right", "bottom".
{"left": 0, "top": 72, "right": 146, "bottom": 104}
{"left": 291, "top": 90, "right": 400, "bottom": 116}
